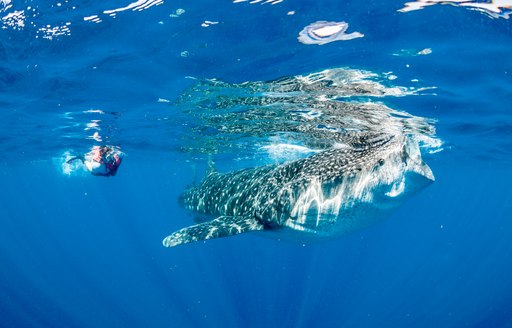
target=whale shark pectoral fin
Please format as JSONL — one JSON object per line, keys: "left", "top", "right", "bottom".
{"left": 162, "top": 216, "right": 265, "bottom": 247}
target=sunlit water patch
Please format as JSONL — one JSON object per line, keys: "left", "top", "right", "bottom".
{"left": 298, "top": 21, "right": 364, "bottom": 45}
{"left": 1, "top": 2, "right": 73, "bottom": 38}
{"left": 0, "top": 0, "right": 12, "bottom": 12}
{"left": 83, "top": 0, "right": 164, "bottom": 24}
{"left": 169, "top": 8, "right": 185, "bottom": 18}
{"left": 36, "top": 22, "right": 71, "bottom": 39}
{"left": 103, "top": 0, "right": 164, "bottom": 16}
{"left": 392, "top": 48, "right": 433, "bottom": 57}
{"left": 54, "top": 109, "right": 122, "bottom": 153}
{"left": 399, "top": 0, "right": 512, "bottom": 19}
{"left": 1, "top": 9, "right": 24, "bottom": 30}
{"left": 233, "top": 0, "right": 285, "bottom": 5}
{"left": 1, "top": 0, "right": 166, "bottom": 37}
{"left": 201, "top": 20, "right": 219, "bottom": 28}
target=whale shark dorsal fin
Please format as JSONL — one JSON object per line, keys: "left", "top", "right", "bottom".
{"left": 162, "top": 216, "right": 265, "bottom": 247}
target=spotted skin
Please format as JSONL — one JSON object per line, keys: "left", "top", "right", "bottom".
{"left": 163, "top": 133, "right": 434, "bottom": 247}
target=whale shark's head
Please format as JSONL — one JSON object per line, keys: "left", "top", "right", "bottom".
{"left": 274, "top": 133, "right": 435, "bottom": 239}
{"left": 351, "top": 134, "right": 434, "bottom": 205}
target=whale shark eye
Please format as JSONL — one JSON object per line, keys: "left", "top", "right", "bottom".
{"left": 378, "top": 159, "right": 385, "bottom": 166}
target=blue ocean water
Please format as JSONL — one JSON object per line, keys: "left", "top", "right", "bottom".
{"left": 1, "top": 0, "right": 512, "bottom": 327}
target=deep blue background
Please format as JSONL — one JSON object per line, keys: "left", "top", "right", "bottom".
{"left": 1, "top": 0, "right": 512, "bottom": 327}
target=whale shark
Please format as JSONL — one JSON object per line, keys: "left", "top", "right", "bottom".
{"left": 163, "top": 133, "right": 434, "bottom": 247}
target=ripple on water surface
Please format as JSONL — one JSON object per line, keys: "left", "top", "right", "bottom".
{"left": 399, "top": 0, "right": 512, "bottom": 19}
{"left": 298, "top": 21, "right": 364, "bottom": 45}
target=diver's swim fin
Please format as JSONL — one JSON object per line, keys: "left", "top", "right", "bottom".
{"left": 67, "top": 155, "right": 84, "bottom": 164}
{"left": 162, "top": 216, "right": 265, "bottom": 247}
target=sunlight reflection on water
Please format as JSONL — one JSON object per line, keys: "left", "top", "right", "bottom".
{"left": 399, "top": 0, "right": 512, "bottom": 19}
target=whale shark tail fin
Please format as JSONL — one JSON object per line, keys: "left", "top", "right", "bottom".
{"left": 162, "top": 216, "right": 265, "bottom": 247}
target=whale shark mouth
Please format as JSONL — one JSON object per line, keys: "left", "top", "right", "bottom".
{"left": 386, "top": 177, "right": 406, "bottom": 197}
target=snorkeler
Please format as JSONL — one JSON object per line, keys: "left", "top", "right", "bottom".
{"left": 67, "top": 145, "right": 123, "bottom": 177}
